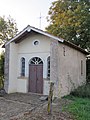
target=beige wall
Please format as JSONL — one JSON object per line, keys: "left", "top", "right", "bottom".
{"left": 6, "top": 33, "right": 86, "bottom": 96}
{"left": 8, "top": 33, "right": 51, "bottom": 94}
{"left": 18, "top": 34, "right": 51, "bottom": 54}
{"left": 8, "top": 42, "right": 18, "bottom": 93}
{"left": 50, "top": 40, "right": 59, "bottom": 97}
{"left": 4, "top": 44, "right": 10, "bottom": 93}
{"left": 17, "top": 34, "right": 51, "bottom": 78}
{"left": 50, "top": 41, "right": 86, "bottom": 97}
{"left": 17, "top": 77, "right": 28, "bottom": 93}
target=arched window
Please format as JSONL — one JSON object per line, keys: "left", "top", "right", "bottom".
{"left": 21, "top": 57, "right": 25, "bottom": 76}
{"left": 47, "top": 56, "right": 50, "bottom": 79}
{"left": 30, "top": 57, "right": 43, "bottom": 65}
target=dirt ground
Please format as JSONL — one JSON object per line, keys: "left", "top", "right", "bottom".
{"left": 0, "top": 93, "right": 74, "bottom": 120}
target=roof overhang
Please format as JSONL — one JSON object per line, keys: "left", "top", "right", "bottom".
{"left": 58, "top": 40, "right": 89, "bottom": 55}
{"left": 5, "top": 25, "right": 64, "bottom": 46}
{"left": 4, "top": 25, "right": 89, "bottom": 55}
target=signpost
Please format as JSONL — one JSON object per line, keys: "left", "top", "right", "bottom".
{"left": 47, "top": 82, "right": 54, "bottom": 114}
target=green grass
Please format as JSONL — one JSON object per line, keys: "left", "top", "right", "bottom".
{"left": 63, "top": 83, "right": 90, "bottom": 120}
{"left": 64, "top": 96, "right": 90, "bottom": 120}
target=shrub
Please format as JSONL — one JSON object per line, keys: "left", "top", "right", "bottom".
{"left": 86, "top": 74, "right": 90, "bottom": 83}
{"left": 0, "top": 52, "right": 4, "bottom": 89}
{"left": 70, "top": 83, "right": 90, "bottom": 98}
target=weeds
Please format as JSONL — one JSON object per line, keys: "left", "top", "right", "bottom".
{"left": 64, "top": 97, "right": 90, "bottom": 120}
{"left": 63, "top": 83, "right": 90, "bottom": 120}
{"left": 70, "top": 83, "right": 90, "bottom": 98}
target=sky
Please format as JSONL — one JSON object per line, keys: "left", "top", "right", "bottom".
{"left": 0, "top": 0, "right": 55, "bottom": 53}
{"left": 0, "top": 0, "right": 54, "bottom": 31}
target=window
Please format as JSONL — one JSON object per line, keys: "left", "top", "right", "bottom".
{"left": 63, "top": 46, "right": 65, "bottom": 56}
{"left": 81, "top": 60, "right": 83, "bottom": 75}
{"left": 34, "top": 41, "right": 39, "bottom": 45}
{"left": 30, "top": 57, "right": 43, "bottom": 65}
{"left": 47, "top": 56, "right": 50, "bottom": 79}
{"left": 33, "top": 40, "right": 40, "bottom": 46}
{"left": 21, "top": 57, "right": 25, "bottom": 76}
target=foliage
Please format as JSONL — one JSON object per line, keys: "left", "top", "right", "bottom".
{"left": 86, "top": 58, "right": 90, "bottom": 83}
{"left": 70, "top": 83, "right": 90, "bottom": 98}
{"left": 0, "top": 15, "right": 18, "bottom": 88}
{"left": 0, "top": 16, "right": 18, "bottom": 45}
{"left": 46, "top": 0, "right": 90, "bottom": 51}
{"left": 64, "top": 96, "right": 90, "bottom": 120}
{"left": 86, "top": 74, "right": 90, "bottom": 83}
{"left": 0, "top": 52, "right": 4, "bottom": 88}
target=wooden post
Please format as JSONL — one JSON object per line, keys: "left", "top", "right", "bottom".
{"left": 47, "top": 82, "right": 54, "bottom": 114}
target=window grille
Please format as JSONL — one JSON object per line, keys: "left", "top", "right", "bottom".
{"left": 30, "top": 57, "right": 43, "bottom": 65}
{"left": 21, "top": 57, "right": 25, "bottom": 76}
{"left": 47, "top": 56, "right": 50, "bottom": 79}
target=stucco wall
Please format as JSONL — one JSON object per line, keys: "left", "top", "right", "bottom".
{"left": 4, "top": 44, "right": 10, "bottom": 92}
{"left": 50, "top": 40, "right": 86, "bottom": 97}
{"left": 57, "top": 42, "right": 86, "bottom": 97}
{"left": 50, "top": 40, "right": 59, "bottom": 97}
{"left": 17, "top": 77, "right": 28, "bottom": 93}
{"left": 16, "top": 34, "right": 51, "bottom": 95}
{"left": 8, "top": 42, "right": 18, "bottom": 93}
{"left": 6, "top": 32, "right": 86, "bottom": 96}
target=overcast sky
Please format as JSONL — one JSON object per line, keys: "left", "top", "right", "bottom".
{"left": 0, "top": 0, "right": 54, "bottom": 31}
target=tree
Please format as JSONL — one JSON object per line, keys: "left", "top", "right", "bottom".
{"left": 0, "top": 16, "right": 18, "bottom": 88}
{"left": 0, "top": 16, "right": 18, "bottom": 45}
{"left": 46, "top": 0, "right": 90, "bottom": 51}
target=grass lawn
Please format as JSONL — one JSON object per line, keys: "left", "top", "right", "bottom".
{"left": 63, "top": 96, "right": 90, "bottom": 120}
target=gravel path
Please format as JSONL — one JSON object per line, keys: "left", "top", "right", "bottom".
{"left": 0, "top": 93, "right": 47, "bottom": 120}
{"left": 0, "top": 93, "right": 74, "bottom": 120}
{"left": 17, "top": 98, "right": 74, "bottom": 120}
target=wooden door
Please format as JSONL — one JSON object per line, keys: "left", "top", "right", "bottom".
{"left": 29, "top": 64, "right": 43, "bottom": 94}
{"left": 36, "top": 64, "right": 43, "bottom": 93}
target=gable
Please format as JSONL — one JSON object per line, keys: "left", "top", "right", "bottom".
{"left": 18, "top": 33, "right": 51, "bottom": 54}
{"left": 5, "top": 25, "right": 89, "bottom": 55}
{"left": 5, "top": 25, "right": 63, "bottom": 46}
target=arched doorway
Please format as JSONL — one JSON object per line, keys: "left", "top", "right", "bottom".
{"left": 28, "top": 57, "right": 43, "bottom": 94}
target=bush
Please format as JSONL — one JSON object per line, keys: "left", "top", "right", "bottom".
{"left": 86, "top": 74, "right": 90, "bottom": 83}
{"left": 70, "top": 83, "right": 90, "bottom": 98}
{"left": 0, "top": 52, "right": 4, "bottom": 89}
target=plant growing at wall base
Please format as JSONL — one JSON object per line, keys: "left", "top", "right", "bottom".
{"left": 0, "top": 52, "right": 4, "bottom": 88}
{"left": 70, "top": 83, "right": 90, "bottom": 98}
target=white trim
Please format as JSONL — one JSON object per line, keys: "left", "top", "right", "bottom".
{"left": 28, "top": 56, "right": 44, "bottom": 65}
{"left": 5, "top": 25, "right": 64, "bottom": 46}
{"left": 5, "top": 26, "right": 31, "bottom": 46}
{"left": 30, "top": 27, "right": 64, "bottom": 43}
{"left": 32, "top": 39, "right": 40, "bottom": 46}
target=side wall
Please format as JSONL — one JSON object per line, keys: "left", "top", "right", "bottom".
{"left": 50, "top": 41, "right": 86, "bottom": 97}
{"left": 8, "top": 42, "right": 18, "bottom": 93}
{"left": 58, "top": 43, "right": 86, "bottom": 97}
{"left": 50, "top": 40, "right": 59, "bottom": 97}
{"left": 4, "top": 44, "right": 10, "bottom": 92}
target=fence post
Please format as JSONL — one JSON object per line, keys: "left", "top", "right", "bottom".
{"left": 47, "top": 82, "right": 54, "bottom": 114}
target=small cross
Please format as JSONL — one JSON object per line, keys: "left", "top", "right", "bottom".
{"left": 38, "top": 13, "right": 44, "bottom": 29}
